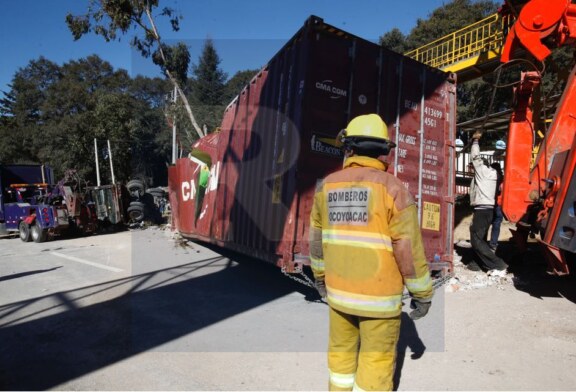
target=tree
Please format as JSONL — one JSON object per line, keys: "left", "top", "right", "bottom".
{"left": 66, "top": 0, "right": 205, "bottom": 140}
{"left": 0, "top": 55, "right": 172, "bottom": 184}
{"left": 0, "top": 57, "right": 62, "bottom": 164}
{"left": 402, "top": 0, "right": 498, "bottom": 51}
{"left": 189, "top": 39, "right": 228, "bottom": 133}
{"left": 379, "top": 28, "right": 407, "bottom": 54}
{"left": 379, "top": 0, "right": 505, "bottom": 126}
{"left": 191, "top": 39, "right": 227, "bottom": 106}
{"left": 129, "top": 76, "right": 173, "bottom": 184}
{"left": 223, "top": 69, "right": 259, "bottom": 103}
{"left": 378, "top": 0, "right": 498, "bottom": 53}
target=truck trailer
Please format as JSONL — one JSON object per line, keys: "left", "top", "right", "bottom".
{"left": 168, "top": 16, "right": 457, "bottom": 277}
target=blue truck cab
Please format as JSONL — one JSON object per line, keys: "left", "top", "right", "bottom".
{"left": 0, "top": 165, "right": 69, "bottom": 242}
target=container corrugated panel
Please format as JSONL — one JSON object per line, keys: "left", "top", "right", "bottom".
{"left": 168, "top": 16, "right": 456, "bottom": 274}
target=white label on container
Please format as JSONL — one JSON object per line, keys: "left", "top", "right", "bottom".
{"left": 398, "top": 133, "right": 417, "bottom": 145}
{"left": 423, "top": 169, "right": 438, "bottom": 181}
{"left": 404, "top": 99, "right": 418, "bottom": 111}
{"left": 422, "top": 184, "right": 439, "bottom": 196}
{"left": 315, "top": 80, "right": 348, "bottom": 99}
{"left": 181, "top": 179, "right": 196, "bottom": 202}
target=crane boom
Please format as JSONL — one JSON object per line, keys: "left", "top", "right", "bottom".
{"left": 500, "top": 0, "right": 576, "bottom": 274}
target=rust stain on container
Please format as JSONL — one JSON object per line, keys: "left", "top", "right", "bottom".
{"left": 168, "top": 16, "right": 456, "bottom": 275}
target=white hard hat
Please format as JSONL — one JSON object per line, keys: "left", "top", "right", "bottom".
{"left": 495, "top": 140, "right": 506, "bottom": 150}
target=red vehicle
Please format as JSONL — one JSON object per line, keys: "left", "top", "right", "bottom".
{"left": 499, "top": 0, "right": 576, "bottom": 274}
{"left": 168, "top": 16, "right": 457, "bottom": 278}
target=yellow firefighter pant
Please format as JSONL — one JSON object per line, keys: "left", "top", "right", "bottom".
{"left": 328, "top": 307, "right": 401, "bottom": 391}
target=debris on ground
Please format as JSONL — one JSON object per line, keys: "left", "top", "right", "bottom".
{"left": 171, "top": 232, "right": 192, "bottom": 249}
{"left": 447, "top": 249, "right": 514, "bottom": 293}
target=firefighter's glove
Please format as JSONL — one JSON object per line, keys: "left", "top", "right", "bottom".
{"left": 315, "top": 279, "right": 327, "bottom": 299}
{"left": 409, "top": 298, "right": 431, "bottom": 320}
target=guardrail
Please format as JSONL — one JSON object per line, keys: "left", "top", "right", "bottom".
{"left": 405, "top": 12, "right": 514, "bottom": 71}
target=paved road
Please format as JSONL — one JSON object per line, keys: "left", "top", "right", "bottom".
{"left": 1, "top": 228, "right": 575, "bottom": 390}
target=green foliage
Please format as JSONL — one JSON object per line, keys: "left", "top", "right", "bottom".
{"left": 379, "top": 0, "right": 507, "bottom": 128}
{"left": 67, "top": 0, "right": 189, "bottom": 79}
{"left": 66, "top": 0, "right": 178, "bottom": 54}
{"left": 380, "top": 0, "right": 498, "bottom": 53}
{"left": 379, "top": 28, "right": 407, "bottom": 54}
{"left": 222, "top": 69, "right": 259, "bottom": 104}
{"left": 152, "top": 42, "right": 190, "bottom": 84}
{"left": 191, "top": 39, "right": 227, "bottom": 106}
{"left": 378, "top": 0, "right": 576, "bottom": 137}
{"left": 0, "top": 56, "right": 172, "bottom": 185}
{"left": 66, "top": 0, "right": 205, "bottom": 140}
{"left": 403, "top": 0, "right": 497, "bottom": 51}
{"left": 189, "top": 39, "right": 228, "bottom": 132}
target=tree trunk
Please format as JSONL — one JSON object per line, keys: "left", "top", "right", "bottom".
{"left": 144, "top": 6, "right": 205, "bottom": 141}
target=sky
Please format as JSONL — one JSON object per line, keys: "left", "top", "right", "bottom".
{"left": 0, "top": 0, "right": 449, "bottom": 94}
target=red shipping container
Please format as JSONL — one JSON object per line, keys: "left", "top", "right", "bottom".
{"left": 168, "top": 16, "right": 457, "bottom": 276}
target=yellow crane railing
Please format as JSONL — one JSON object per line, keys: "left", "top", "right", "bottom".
{"left": 405, "top": 12, "right": 515, "bottom": 72}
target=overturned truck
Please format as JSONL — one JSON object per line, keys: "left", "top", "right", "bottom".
{"left": 168, "top": 16, "right": 457, "bottom": 277}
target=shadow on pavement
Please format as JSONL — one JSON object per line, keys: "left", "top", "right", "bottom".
{"left": 0, "top": 266, "right": 62, "bottom": 283}
{"left": 0, "top": 254, "right": 317, "bottom": 390}
{"left": 393, "top": 312, "right": 426, "bottom": 391}
{"left": 507, "top": 243, "right": 576, "bottom": 304}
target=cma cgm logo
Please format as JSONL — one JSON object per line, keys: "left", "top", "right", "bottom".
{"left": 315, "top": 80, "right": 347, "bottom": 99}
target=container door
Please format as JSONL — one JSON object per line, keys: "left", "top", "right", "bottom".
{"left": 385, "top": 57, "right": 456, "bottom": 269}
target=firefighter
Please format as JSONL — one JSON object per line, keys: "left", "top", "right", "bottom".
{"left": 309, "top": 113, "right": 434, "bottom": 391}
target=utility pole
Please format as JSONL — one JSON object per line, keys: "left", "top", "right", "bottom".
{"left": 94, "top": 138, "right": 101, "bottom": 186}
{"left": 107, "top": 139, "right": 116, "bottom": 184}
{"left": 172, "top": 85, "right": 177, "bottom": 164}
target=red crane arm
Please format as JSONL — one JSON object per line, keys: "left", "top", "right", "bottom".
{"left": 501, "top": 0, "right": 576, "bottom": 62}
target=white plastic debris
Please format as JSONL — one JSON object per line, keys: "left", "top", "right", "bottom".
{"left": 455, "top": 240, "right": 472, "bottom": 249}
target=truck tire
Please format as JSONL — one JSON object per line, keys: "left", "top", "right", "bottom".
{"left": 19, "top": 221, "right": 31, "bottom": 242}
{"left": 129, "top": 201, "right": 145, "bottom": 208}
{"left": 127, "top": 203, "right": 145, "bottom": 223}
{"left": 126, "top": 179, "right": 145, "bottom": 198}
{"left": 146, "top": 187, "right": 166, "bottom": 197}
{"left": 31, "top": 223, "right": 48, "bottom": 243}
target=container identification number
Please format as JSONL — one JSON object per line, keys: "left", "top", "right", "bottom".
{"left": 424, "top": 106, "right": 442, "bottom": 129}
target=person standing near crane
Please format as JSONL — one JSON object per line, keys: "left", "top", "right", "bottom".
{"left": 468, "top": 131, "right": 508, "bottom": 273}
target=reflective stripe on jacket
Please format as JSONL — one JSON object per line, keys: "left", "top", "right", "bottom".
{"left": 309, "top": 155, "right": 433, "bottom": 318}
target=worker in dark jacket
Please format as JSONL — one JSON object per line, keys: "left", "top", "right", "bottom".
{"left": 309, "top": 114, "right": 433, "bottom": 391}
{"left": 469, "top": 131, "right": 508, "bottom": 272}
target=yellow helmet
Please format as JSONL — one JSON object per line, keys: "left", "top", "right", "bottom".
{"left": 344, "top": 114, "right": 389, "bottom": 141}
{"left": 338, "top": 114, "right": 396, "bottom": 156}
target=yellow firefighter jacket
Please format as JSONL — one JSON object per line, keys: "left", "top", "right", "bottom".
{"left": 309, "top": 155, "right": 433, "bottom": 318}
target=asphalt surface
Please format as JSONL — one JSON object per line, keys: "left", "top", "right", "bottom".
{"left": 1, "top": 227, "right": 575, "bottom": 390}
